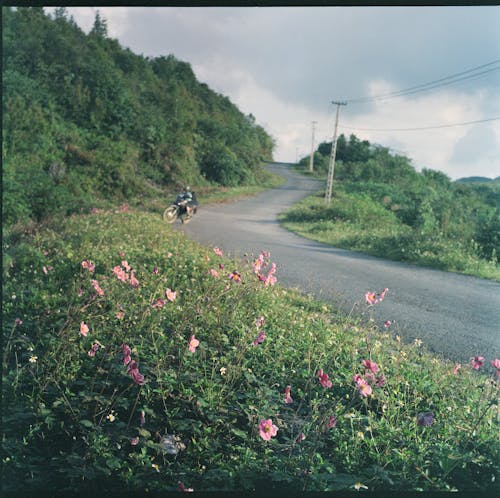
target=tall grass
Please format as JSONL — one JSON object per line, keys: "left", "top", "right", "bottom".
{"left": 2, "top": 208, "right": 499, "bottom": 493}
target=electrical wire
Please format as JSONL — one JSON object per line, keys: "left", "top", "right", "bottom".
{"left": 343, "top": 59, "right": 500, "bottom": 104}
{"left": 340, "top": 116, "right": 500, "bottom": 132}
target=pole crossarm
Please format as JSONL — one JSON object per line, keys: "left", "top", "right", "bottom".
{"left": 325, "top": 101, "right": 347, "bottom": 206}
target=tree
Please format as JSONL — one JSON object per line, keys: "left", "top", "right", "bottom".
{"left": 90, "top": 10, "right": 108, "bottom": 38}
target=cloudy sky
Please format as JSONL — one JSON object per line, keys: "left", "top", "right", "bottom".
{"left": 50, "top": 6, "right": 500, "bottom": 179}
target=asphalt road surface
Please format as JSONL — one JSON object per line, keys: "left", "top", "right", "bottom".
{"left": 176, "top": 163, "right": 500, "bottom": 363}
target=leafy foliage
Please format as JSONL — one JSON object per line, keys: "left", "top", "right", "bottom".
{"left": 2, "top": 7, "right": 275, "bottom": 225}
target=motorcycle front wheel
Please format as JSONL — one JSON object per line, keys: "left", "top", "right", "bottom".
{"left": 163, "top": 205, "right": 178, "bottom": 223}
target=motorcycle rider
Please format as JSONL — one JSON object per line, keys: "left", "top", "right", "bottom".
{"left": 176, "top": 186, "right": 198, "bottom": 216}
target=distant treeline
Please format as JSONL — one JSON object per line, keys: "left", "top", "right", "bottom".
{"left": 2, "top": 7, "right": 275, "bottom": 225}
{"left": 298, "top": 134, "right": 500, "bottom": 261}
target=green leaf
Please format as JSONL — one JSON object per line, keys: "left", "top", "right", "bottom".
{"left": 79, "top": 419, "right": 94, "bottom": 428}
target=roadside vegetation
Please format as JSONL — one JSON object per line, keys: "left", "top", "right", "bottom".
{"left": 282, "top": 135, "right": 500, "bottom": 280}
{"left": 3, "top": 209, "right": 499, "bottom": 493}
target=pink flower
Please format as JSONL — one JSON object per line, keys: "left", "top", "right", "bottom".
{"left": 317, "top": 369, "right": 333, "bottom": 388}
{"left": 213, "top": 246, "right": 224, "bottom": 257}
{"left": 383, "top": 320, "right": 392, "bottom": 328}
{"left": 252, "top": 255, "right": 264, "bottom": 274}
{"left": 365, "top": 291, "right": 377, "bottom": 305}
{"left": 91, "top": 279, "right": 104, "bottom": 296}
{"left": 229, "top": 271, "right": 242, "bottom": 283}
{"left": 471, "top": 355, "right": 485, "bottom": 370}
{"left": 127, "top": 360, "right": 145, "bottom": 385}
{"left": 121, "top": 260, "right": 131, "bottom": 272}
{"left": 153, "top": 267, "right": 159, "bottom": 275}
{"left": 353, "top": 374, "right": 372, "bottom": 397}
{"left": 78, "top": 288, "right": 83, "bottom": 297}
{"left": 80, "top": 321, "right": 89, "bottom": 337}
{"left": 295, "top": 433, "right": 305, "bottom": 443}
{"left": 362, "top": 359, "right": 379, "bottom": 374}
{"left": 81, "top": 260, "right": 95, "bottom": 273}
{"left": 417, "top": 411, "right": 435, "bottom": 427}
{"left": 112, "top": 265, "right": 128, "bottom": 282}
{"left": 14, "top": 318, "right": 23, "bottom": 326}
{"left": 219, "top": 263, "right": 225, "bottom": 270}
{"left": 188, "top": 335, "right": 199, "bottom": 353}
{"left": 178, "top": 482, "right": 194, "bottom": 492}
{"left": 210, "top": 268, "right": 219, "bottom": 278}
{"left": 258, "top": 418, "right": 278, "bottom": 441}
{"left": 453, "top": 363, "right": 461, "bottom": 375}
{"left": 116, "top": 311, "right": 125, "bottom": 319}
{"left": 139, "top": 410, "right": 146, "bottom": 426}
{"left": 131, "top": 437, "right": 140, "bottom": 446}
{"left": 165, "top": 288, "right": 177, "bottom": 302}
{"left": 254, "top": 316, "right": 265, "bottom": 328}
{"left": 326, "top": 415, "right": 337, "bottom": 429}
{"left": 490, "top": 359, "right": 500, "bottom": 369}
{"left": 284, "top": 385, "right": 293, "bottom": 404}
{"left": 375, "top": 374, "right": 386, "bottom": 387}
{"left": 252, "top": 330, "right": 266, "bottom": 346}
{"left": 87, "top": 342, "right": 101, "bottom": 357}
{"left": 151, "top": 298, "right": 165, "bottom": 309}
{"left": 122, "top": 343, "right": 132, "bottom": 365}
{"left": 129, "top": 271, "right": 139, "bottom": 288}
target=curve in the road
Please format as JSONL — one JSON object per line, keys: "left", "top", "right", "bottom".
{"left": 176, "top": 163, "right": 500, "bottom": 363}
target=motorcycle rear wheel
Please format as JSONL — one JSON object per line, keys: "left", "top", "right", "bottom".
{"left": 163, "top": 206, "right": 178, "bottom": 223}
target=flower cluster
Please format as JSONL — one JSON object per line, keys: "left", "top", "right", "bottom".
{"left": 353, "top": 359, "right": 385, "bottom": 397}
{"left": 112, "top": 260, "right": 139, "bottom": 287}
{"left": 365, "top": 288, "right": 389, "bottom": 305}
{"left": 253, "top": 251, "right": 278, "bottom": 287}
{"left": 317, "top": 369, "right": 333, "bottom": 388}
{"left": 122, "top": 343, "right": 145, "bottom": 385}
{"left": 81, "top": 260, "right": 95, "bottom": 273}
{"left": 252, "top": 316, "right": 266, "bottom": 346}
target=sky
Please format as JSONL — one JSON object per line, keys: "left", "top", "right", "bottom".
{"left": 47, "top": 6, "right": 500, "bottom": 180}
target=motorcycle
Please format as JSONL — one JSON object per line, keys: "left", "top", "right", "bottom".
{"left": 163, "top": 196, "right": 197, "bottom": 224}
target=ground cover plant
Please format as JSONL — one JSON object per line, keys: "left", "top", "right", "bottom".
{"left": 2, "top": 208, "right": 499, "bottom": 493}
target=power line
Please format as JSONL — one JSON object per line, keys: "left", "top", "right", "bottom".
{"left": 343, "top": 59, "right": 500, "bottom": 104}
{"left": 340, "top": 116, "right": 500, "bottom": 133}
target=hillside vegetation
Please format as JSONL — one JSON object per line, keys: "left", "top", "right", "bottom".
{"left": 2, "top": 7, "right": 274, "bottom": 226}
{"left": 285, "top": 135, "right": 500, "bottom": 279}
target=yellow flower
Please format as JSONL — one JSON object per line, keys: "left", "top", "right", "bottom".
{"left": 106, "top": 412, "right": 116, "bottom": 422}
{"left": 353, "top": 482, "right": 368, "bottom": 490}
{"left": 152, "top": 463, "right": 160, "bottom": 472}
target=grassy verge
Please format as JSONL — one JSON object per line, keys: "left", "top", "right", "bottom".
{"left": 2, "top": 207, "right": 499, "bottom": 493}
{"left": 280, "top": 191, "right": 500, "bottom": 281}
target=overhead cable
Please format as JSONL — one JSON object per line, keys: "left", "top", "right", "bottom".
{"left": 343, "top": 59, "right": 500, "bottom": 104}
{"left": 340, "top": 116, "right": 500, "bottom": 132}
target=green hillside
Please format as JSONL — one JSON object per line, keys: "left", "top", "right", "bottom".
{"left": 2, "top": 7, "right": 274, "bottom": 226}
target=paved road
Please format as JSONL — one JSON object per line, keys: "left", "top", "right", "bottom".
{"left": 176, "top": 163, "right": 500, "bottom": 363}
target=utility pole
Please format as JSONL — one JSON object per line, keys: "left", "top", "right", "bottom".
{"left": 309, "top": 121, "right": 317, "bottom": 172}
{"left": 325, "top": 101, "right": 347, "bottom": 206}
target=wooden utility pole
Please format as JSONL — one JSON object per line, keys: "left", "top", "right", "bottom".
{"left": 325, "top": 101, "right": 346, "bottom": 206}
{"left": 309, "top": 121, "right": 317, "bottom": 172}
